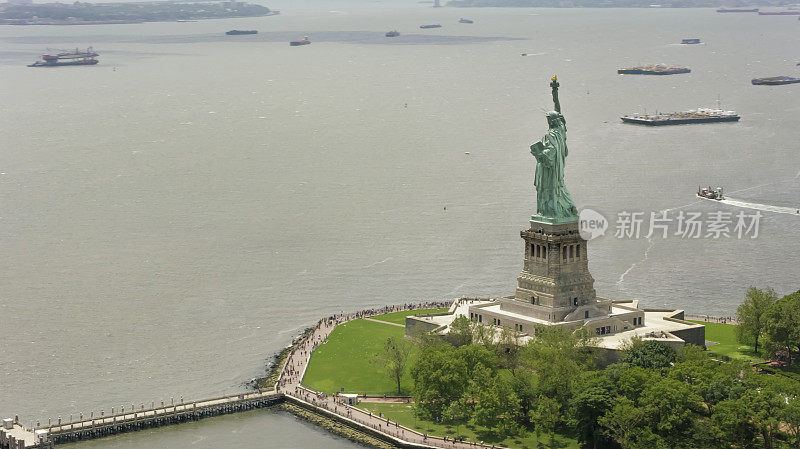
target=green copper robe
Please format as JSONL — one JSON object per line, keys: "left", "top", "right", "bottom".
{"left": 530, "top": 112, "right": 578, "bottom": 222}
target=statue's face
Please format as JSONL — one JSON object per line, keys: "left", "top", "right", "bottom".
{"left": 547, "top": 115, "right": 559, "bottom": 128}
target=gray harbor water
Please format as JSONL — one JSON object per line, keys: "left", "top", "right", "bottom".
{"left": 1, "top": 2, "right": 799, "bottom": 447}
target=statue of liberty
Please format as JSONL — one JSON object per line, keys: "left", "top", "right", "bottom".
{"left": 529, "top": 76, "right": 578, "bottom": 224}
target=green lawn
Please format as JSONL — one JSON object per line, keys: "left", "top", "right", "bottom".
{"left": 370, "top": 308, "right": 450, "bottom": 325}
{"left": 303, "top": 319, "right": 414, "bottom": 395}
{"left": 359, "top": 402, "right": 579, "bottom": 449}
{"left": 690, "top": 321, "right": 764, "bottom": 362}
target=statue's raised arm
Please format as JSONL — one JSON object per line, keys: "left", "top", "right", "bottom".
{"left": 550, "top": 75, "right": 561, "bottom": 114}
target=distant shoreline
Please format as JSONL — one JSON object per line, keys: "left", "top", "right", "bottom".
{"left": 0, "top": 1, "right": 278, "bottom": 26}
{"left": 0, "top": 11, "right": 279, "bottom": 26}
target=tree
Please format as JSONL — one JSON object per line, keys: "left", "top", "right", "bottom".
{"left": 569, "top": 371, "right": 616, "bottom": 449}
{"left": 496, "top": 325, "right": 524, "bottom": 373}
{"left": 447, "top": 315, "right": 473, "bottom": 347}
{"left": 784, "top": 394, "right": 800, "bottom": 447}
{"left": 522, "top": 326, "right": 594, "bottom": 405}
{"left": 637, "top": 377, "right": 706, "bottom": 448}
{"left": 472, "top": 322, "right": 495, "bottom": 347}
{"left": 411, "top": 342, "right": 469, "bottom": 421}
{"left": 472, "top": 371, "right": 521, "bottom": 437}
{"left": 668, "top": 347, "right": 748, "bottom": 410}
{"left": 616, "top": 366, "right": 654, "bottom": 403}
{"left": 531, "top": 395, "right": 560, "bottom": 447}
{"left": 710, "top": 397, "right": 759, "bottom": 449}
{"left": 456, "top": 344, "right": 497, "bottom": 379}
{"left": 375, "top": 336, "right": 411, "bottom": 394}
{"left": 735, "top": 286, "right": 778, "bottom": 354}
{"left": 622, "top": 339, "right": 676, "bottom": 370}
{"left": 442, "top": 395, "right": 472, "bottom": 438}
{"left": 598, "top": 398, "right": 649, "bottom": 449}
{"left": 763, "top": 290, "right": 800, "bottom": 363}
{"left": 602, "top": 376, "right": 706, "bottom": 449}
{"left": 741, "top": 379, "right": 787, "bottom": 449}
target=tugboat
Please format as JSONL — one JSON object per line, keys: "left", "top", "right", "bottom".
{"left": 697, "top": 186, "right": 724, "bottom": 200}
{"left": 385, "top": 30, "right": 400, "bottom": 37}
{"left": 226, "top": 30, "right": 257, "bottom": 35}
{"left": 681, "top": 38, "right": 701, "bottom": 44}
{"left": 459, "top": 18, "right": 474, "bottom": 23}
{"left": 28, "top": 47, "right": 99, "bottom": 67}
{"left": 420, "top": 24, "right": 442, "bottom": 29}
{"left": 617, "top": 64, "right": 691, "bottom": 75}
{"left": 620, "top": 108, "right": 740, "bottom": 126}
{"left": 290, "top": 36, "right": 311, "bottom": 46}
{"left": 751, "top": 76, "right": 800, "bottom": 85}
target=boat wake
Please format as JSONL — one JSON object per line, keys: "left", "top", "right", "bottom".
{"left": 717, "top": 197, "right": 799, "bottom": 215}
{"left": 615, "top": 199, "right": 700, "bottom": 288}
{"left": 716, "top": 169, "right": 800, "bottom": 215}
{"left": 361, "top": 257, "right": 392, "bottom": 269}
{"left": 617, "top": 170, "right": 800, "bottom": 288}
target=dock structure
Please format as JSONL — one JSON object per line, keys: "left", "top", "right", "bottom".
{"left": 1, "top": 390, "right": 282, "bottom": 448}
{"left": 2, "top": 302, "right": 451, "bottom": 449}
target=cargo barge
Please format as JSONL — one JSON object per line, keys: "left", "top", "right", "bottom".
{"left": 621, "top": 108, "right": 740, "bottom": 126}
{"left": 226, "top": 30, "right": 257, "bottom": 35}
{"left": 420, "top": 24, "right": 442, "bottom": 29}
{"left": 716, "top": 8, "right": 759, "bottom": 13}
{"left": 290, "top": 36, "right": 310, "bottom": 46}
{"left": 681, "top": 38, "right": 701, "bottom": 44}
{"left": 617, "top": 64, "right": 690, "bottom": 75}
{"left": 751, "top": 76, "right": 800, "bottom": 85}
{"left": 28, "top": 47, "right": 98, "bottom": 67}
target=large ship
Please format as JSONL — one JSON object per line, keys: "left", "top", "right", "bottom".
{"left": 385, "top": 30, "right": 400, "bottom": 37}
{"left": 716, "top": 8, "right": 759, "bottom": 13}
{"left": 226, "top": 30, "right": 257, "bottom": 35}
{"left": 28, "top": 47, "right": 98, "bottom": 67}
{"left": 620, "top": 108, "right": 740, "bottom": 126}
{"left": 751, "top": 76, "right": 800, "bottom": 85}
{"left": 617, "top": 64, "right": 690, "bottom": 75}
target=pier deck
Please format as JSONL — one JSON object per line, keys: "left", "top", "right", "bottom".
{"left": 1, "top": 424, "right": 37, "bottom": 448}
{"left": 2, "top": 390, "right": 281, "bottom": 448}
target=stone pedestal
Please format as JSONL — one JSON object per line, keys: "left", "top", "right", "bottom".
{"left": 503, "top": 219, "right": 598, "bottom": 322}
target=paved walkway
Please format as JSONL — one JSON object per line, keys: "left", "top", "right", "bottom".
{"left": 276, "top": 303, "right": 506, "bottom": 449}
{"left": 364, "top": 317, "right": 405, "bottom": 327}
{"left": 360, "top": 397, "right": 414, "bottom": 403}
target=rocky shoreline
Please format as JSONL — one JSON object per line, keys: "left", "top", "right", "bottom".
{"left": 280, "top": 402, "right": 398, "bottom": 449}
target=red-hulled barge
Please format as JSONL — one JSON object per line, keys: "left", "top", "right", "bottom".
{"left": 28, "top": 47, "right": 99, "bottom": 67}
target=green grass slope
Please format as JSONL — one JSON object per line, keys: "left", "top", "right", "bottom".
{"left": 303, "top": 319, "right": 413, "bottom": 395}
{"left": 690, "top": 321, "right": 763, "bottom": 362}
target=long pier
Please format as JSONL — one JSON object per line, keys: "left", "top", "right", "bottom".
{"left": 2, "top": 302, "right": 452, "bottom": 449}
{"left": 1, "top": 390, "right": 282, "bottom": 449}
